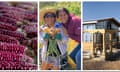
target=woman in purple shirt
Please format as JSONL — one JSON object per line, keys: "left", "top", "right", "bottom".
{"left": 56, "top": 8, "right": 81, "bottom": 70}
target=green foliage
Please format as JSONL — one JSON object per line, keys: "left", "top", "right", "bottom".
{"left": 40, "top": 2, "right": 81, "bottom": 16}
{"left": 40, "top": 2, "right": 81, "bottom": 25}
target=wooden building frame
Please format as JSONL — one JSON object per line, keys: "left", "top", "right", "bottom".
{"left": 83, "top": 18, "right": 120, "bottom": 57}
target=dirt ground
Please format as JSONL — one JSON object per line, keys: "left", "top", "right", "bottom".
{"left": 83, "top": 59, "right": 120, "bottom": 70}
{"left": 83, "top": 48, "right": 120, "bottom": 70}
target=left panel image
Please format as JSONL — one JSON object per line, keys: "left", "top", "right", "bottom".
{"left": 0, "top": 2, "right": 38, "bottom": 70}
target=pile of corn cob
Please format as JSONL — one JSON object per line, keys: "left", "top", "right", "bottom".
{"left": 0, "top": 2, "right": 37, "bottom": 70}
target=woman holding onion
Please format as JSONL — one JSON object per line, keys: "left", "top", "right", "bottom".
{"left": 40, "top": 8, "right": 68, "bottom": 70}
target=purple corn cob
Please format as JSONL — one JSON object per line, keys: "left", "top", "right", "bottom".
{"left": 0, "top": 42, "right": 25, "bottom": 54}
{"left": 0, "top": 21, "right": 15, "bottom": 26}
{"left": 3, "top": 12, "right": 24, "bottom": 21}
{"left": 0, "top": 61, "right": 37, "bottom": 70}
{"left": 24, "top": 12, "right": 37, "bottom": 22}
{"left": 31, "top": 38, "right": 37, "bottom": 54}
{"left": 0, "top": 51, "right": 33, "bottom": 63}
{"left": 0, "top": 2, "right": 11, "bottom": 6}
{"left": 0, "top": 22, "right": 17, "bottom": 31}
{"left": 0, "top": 51, "right": 22, "bottom": 61}
{"left": 22, "top": 24, "right": 37, "bottom": 38}
{"left": 0, "top": 15, "right": 17, "bottom": 25}
{"left": 0, "top": 28, "right": 26, "bottom": 41}
{"left": 0, "top": 5, "right": 27, "bottom": 12}
{"left": 0, "top": 34, "right": 19, "bottom": 44}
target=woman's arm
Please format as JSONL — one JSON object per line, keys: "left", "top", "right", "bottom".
{"left": 73, "top": 18, "right": 81, "bottom": 43}
{"left": 39, "top": 25, "right": 48, "bottom": 61}
{"left": 39, "top": 25, "right": 46, "bottom": 44}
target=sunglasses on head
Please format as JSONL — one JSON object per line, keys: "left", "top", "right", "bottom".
{"left": 44, "top": 13, "right": 56, "bottom": 18}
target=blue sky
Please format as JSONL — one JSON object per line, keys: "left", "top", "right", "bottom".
{"left": 83, "top": 2, "right": 120, "bottom": 22}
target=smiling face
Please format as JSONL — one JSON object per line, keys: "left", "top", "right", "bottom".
{"left": 44, "top": 13, "right": 56, "bottom": 27}
{"left": 58, "top": 10, "right": 69, "bottom": 24}
{"left": 44, "top": 17, "right": 55, "bottom": 27}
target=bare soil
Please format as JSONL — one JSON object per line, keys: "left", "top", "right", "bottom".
{"left": 83, "top": 49, "right": 120, "bottom": 70}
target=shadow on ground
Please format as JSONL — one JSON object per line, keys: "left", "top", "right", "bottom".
{"left": 105, "top": 51, "right": 120, "bottom": 61}
{"left": 83, "top": 51, "right": 120, "bottom": 70}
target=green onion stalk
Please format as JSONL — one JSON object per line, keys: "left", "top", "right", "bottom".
{"left": 44, "top": 33, "right": 62, "bottom": 57}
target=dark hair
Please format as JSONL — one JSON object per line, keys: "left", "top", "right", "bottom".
{"left": 56, "top": 8, "right": 70, "bottom": 18}
{"left": 43, "top": 12, "right": 56, "bottom": 19}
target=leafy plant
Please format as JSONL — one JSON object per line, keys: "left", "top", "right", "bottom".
{"left": 40, "top": 2, "right": 81, "bottom": 25}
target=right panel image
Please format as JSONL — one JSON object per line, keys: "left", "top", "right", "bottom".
{"left": 83, "top": 2, "right": 120, "bottom": 70}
